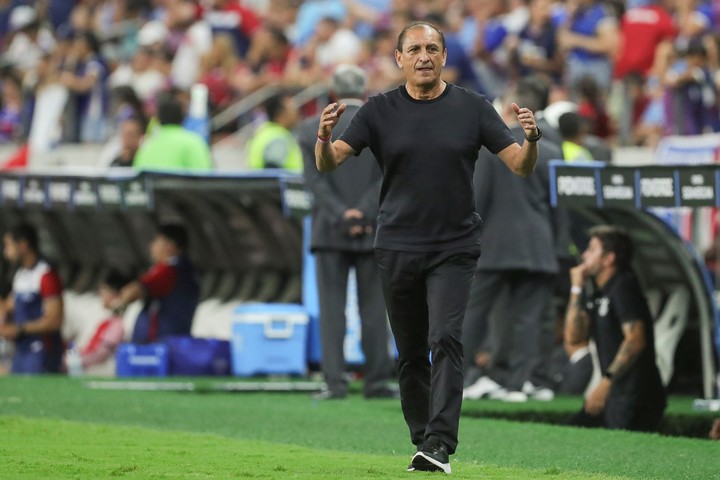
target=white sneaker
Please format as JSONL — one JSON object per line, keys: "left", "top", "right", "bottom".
{"left": 496, "top": 390, "right": 528, "bottom": 403}
{"left": 522, "top": 381, "right": 555, "bottom": 401}
{"left": 462, "top": 376, "right": 503, "bottom": 400}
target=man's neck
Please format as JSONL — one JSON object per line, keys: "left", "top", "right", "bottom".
{"left": 405, "top": 80, "right": 447, "bottom": 101}
{"left": 595, "top": 268, "right": 616, "bottom": 289}
{"left": 21, "top": 252, "right": 39, "bottom": 269}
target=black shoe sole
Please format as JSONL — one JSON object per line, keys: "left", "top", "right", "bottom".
{"left": 411, "top": 452, "right": 451, "bottom": 474}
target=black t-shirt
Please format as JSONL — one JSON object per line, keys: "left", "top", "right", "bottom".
{"left": 586, "top": 271, "right": 665, "bottom": 403}
{"left": 339, "top": 83, "right": 515, "bottom": 251}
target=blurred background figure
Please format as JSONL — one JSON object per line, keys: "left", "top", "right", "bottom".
{"left": 60, "top": 31, "right": 109, "bottom": 143}
{"left": 246, "top": 91, "right": 302, "bottom": 171}
{"left": 462, "top": 83, "right": 563, "bottom": 402}
{"left": 298, "top": 64, "right": 395, "bottom": 400}
{"left": 110, "top": 116, "right": 145, "bottom": 168}
{"left": 134, "top": 92, "right": 212, "bottom": 171}
{"left": 558, "top": 111, "right": 594, "bottom": 162}
{"left": 114, "top": 224, "right": 201, "bottom": 345}
{"left": 0, "top": 223, "right": 64, "bottom": 374}
{"left": 65, "top": 270, "right": 131, "bottom": 377}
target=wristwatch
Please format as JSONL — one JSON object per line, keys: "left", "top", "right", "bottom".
{"left": 525, "top": 126, "right": 542, "bottom": 142}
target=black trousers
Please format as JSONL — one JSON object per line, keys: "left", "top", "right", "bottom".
{"left": 462, "top": 270, "right": 556, "bottom": 390}
{"left": 315, "top": 250, "right": 391, "bottom": 396}
{"left": 375, "top": 245, "right": 481, "bottom": 455}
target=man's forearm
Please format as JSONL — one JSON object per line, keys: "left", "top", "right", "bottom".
{"left": 564, "top": 292, "right": 588, "bottom": 348}
{"left": 518, "top": 140, "right": 538, "bottom": 176}
{"left": 606, "top": 321, "right": 645, "bottom": 379}
{"left": 315, "top": 140, "right": 338, "bottom": 172}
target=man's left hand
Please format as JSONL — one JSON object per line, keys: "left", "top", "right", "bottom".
{"left": 584, "top": 377, "right": 612, "bottom": 415}
{"left": 512, "top": 103, "right": 538, "bottom": 139}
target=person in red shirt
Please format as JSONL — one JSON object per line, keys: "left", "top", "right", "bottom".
{"left": 202, "top": 0, "right": 262, "bottom": 57}
{"left": 113, "top": 224, "right": 200, "bottom": 344}
{"left": 614, "top": 0, "right": 677, "bottom": 80}
{"left": 612, "top": 0, "right": 677, "bottom": 144}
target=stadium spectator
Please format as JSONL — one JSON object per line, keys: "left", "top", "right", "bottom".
{"left": 60, "top": 30, "right": 109, "bottom": 143}
{"left": 134, "top": 93, "right": 212, "bottom": 171}
{"left": 425, "top": 13, "right": 486, "bottom": 94}
{"left": 315, "top": 21, "right": 540, "bottom": 474}
{"left": 298, "top": 64, "right": 395, "bottom": 400}
{"left": 557, "top": 0, "right": 620, "bottom": 96}
{"left": 610, "top": 0, "right": 677, "bottom": 144}
{"left": 201, "top": 0, "right": 262, "bottom": 57}
{"left": 246, "top": 91, "right": 302, "bottom": 171}
{"left": 3, "top": 5, "right": 56, "bottom": 75}
{"left": 565, "top": 225, "right": 666, "bottom": 431}
{"left": 462, "top": 83, "right": 562, "bottom": 403}
{"left": 660, "top": 39, "right": 720, "bottom": 136}
{"left": 114, "top": 224, "right": 201, "bottom": 345}
{"left": 110, "top": 116, "right": 145, "bottom": 168}
{"left": 0, "top": 223, "right": 64, "bottom": 374}
{"left": 64, "top": 270, "right": 131, "bottom": 376}
{"left": 0, "top": 71, "right": 23, "bottom": 143}
{"left": 506, "top": 0, "right": 563, "bottom": 85}
{"left": 198, "top": 33, "right": 242, "bottom": 111}
{"left": 109, "top": 44, "right": 170, "bottom": 106}
{"left": 357, "top": 28, "right": 405, "bottom": 94}
{"left": 285, "top": 16, "right": 363, "bottom": 88}
{"left": 98, "top": 86, "right": 148, "bottom": 167}
{"left": 167, "top": 0, "right": 213, "bottom": 91}
{"left": 240, "top": 25, "right": 293, "bottom": 94}
{"left": 613, "top": 0, "right": 677, "bottom": 81}
{"left": 577, "top": 76, "right": 613, "bottom": 139}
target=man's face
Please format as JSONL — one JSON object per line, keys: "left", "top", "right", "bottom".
{"left": 3, "top": 234, "right": 19, "bottom": 263}
{"left": 150, "top": 234, "right": 176, "bottom": 263}
{"left": 395, "top": 25, "right": 446, "bottom": 90}
{"left": 120, "top": 119, "right": 143, "bottom": 151}
{"left": 581, "top": 237, "right": 610, "bottom": 278}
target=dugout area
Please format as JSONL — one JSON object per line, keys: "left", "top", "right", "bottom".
{"left": 0, "top": 168, "right": 716, "bottom": 401}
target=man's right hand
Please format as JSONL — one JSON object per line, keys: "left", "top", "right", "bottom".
{"left": 318, "top": 102, "right": 347, "bottom": 139}
{"left": 569, "top": 264, "right": 587, "bottom": 290}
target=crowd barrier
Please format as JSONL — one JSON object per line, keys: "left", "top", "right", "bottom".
{"left": 550, "top": 160, "right": 720, "bottom": 399}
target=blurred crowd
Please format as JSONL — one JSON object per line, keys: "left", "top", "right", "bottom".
{"left": 0, "top": 0, "right": 716, "bottom": 164}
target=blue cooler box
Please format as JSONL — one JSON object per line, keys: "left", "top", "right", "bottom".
{"left": 231, "top": 303, "right": 309, "bottom": 376}
{"left": 116, "top": 343, "right": 169, "bottom": 377}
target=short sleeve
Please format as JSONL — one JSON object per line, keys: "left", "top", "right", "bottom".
{"left": 140, "top": 263, "right": 177, "bottom": 298}
{"left": 40, "top": 270, "right": 63, "bottom": 298}
{"left": 611, "top": 275, "right": 649, "bottom": 324}
{"left": 338, "top": 101, "right": 373, "bottom": 155}
{"left": 477, "top": 97, "right": 516, "bottom": 154}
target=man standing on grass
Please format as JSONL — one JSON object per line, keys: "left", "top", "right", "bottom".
{"left": 315, "top": 21, "right": 540, "bottom": 474}
{"left": 565, "top": 225, "right": 666, "bottom": 431}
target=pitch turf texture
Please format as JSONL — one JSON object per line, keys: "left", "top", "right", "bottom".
{"left": 2, "top": 377, "right": 719, "bottom": 479}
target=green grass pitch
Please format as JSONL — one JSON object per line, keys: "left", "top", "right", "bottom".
{"left": 1, "top": 376, "right": 719, "bottom": 479}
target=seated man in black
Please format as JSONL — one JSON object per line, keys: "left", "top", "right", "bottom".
{"left": 564, "top": 225, "right": 666, "bottom": 431}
